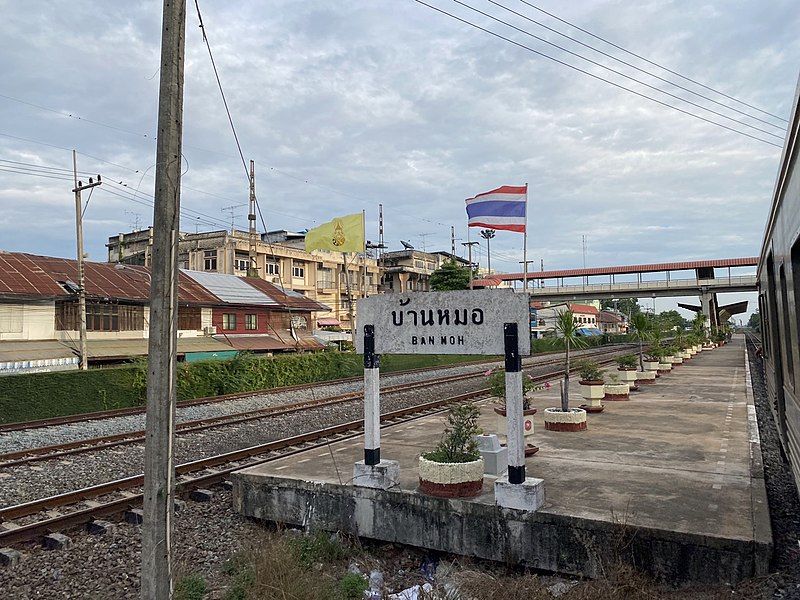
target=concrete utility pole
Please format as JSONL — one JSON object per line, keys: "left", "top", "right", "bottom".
{"left": 462, "top": 241, "right": 479, "bottom": 290}
{"left": 450, "top": 226, "right": 455, "bottom": 255}
{"left": 142, "top": 1, "right": 186, "bottom": 598}
{"left": 247, "top": 160, "right": 258, "bottom": 276}
{"left": 72, "top": 150, "right": 102, "bottom": 371}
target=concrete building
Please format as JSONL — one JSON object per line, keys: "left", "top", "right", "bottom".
{"left": 380, "top": 250, "right": 469, "bottom": 292}
{"left": 0, "top": 252, "right": 327, "bottom": 375}
{"left": 106, "top": 228, "right": 380, "bottom": 333}
{"left": 598, "top": 309, "right": 628, "bottom": 334}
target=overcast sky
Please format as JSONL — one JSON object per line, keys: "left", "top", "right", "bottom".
{"left": 1, "top": 0, "right": 798, "bottom": 320}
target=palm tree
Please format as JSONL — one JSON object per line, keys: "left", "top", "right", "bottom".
{"left": 629, "top": 313, "right": 651, "bottom": 371}
{"left": 553, "top": 310, "right": 587, "bottom": 412}
{"left": 692, "top": 313, "right": 707, "bottom": 340}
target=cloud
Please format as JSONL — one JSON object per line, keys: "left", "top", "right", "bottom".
{"left": 1, "top": 0, "right": 798, "bottom": 321}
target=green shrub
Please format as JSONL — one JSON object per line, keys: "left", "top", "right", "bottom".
{"left": 423, "top": 402, "right": 481, "bottom": 463}
{"left": 616, "top": 354, "right": 637, "bottom": 369}
{"left": 337, "top": 573, "right": 369, "bottom": 599}
{"left": 576, "top": 360, "right": 603, "bottom": 382}
{"left": 174, "top": 574, "right": 207, "bottom": 600}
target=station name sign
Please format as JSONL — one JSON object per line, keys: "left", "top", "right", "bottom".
{"left": 355, "top": 289, "right": 531, "bottom": 356}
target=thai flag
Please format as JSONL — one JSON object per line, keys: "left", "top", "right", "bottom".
{"left": 465, "top": 185, "right": 527, "bottom": 233}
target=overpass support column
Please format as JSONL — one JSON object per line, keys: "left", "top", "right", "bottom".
{"left": 700, "top": 291, "right": 717, "bottom": 331}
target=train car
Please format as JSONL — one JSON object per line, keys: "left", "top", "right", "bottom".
{"left": 758, "top": 74, "right": 800, "bottom": 493}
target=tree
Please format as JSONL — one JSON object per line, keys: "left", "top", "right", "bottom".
{"left": 601, "top": 298, "right": 641, "bottom": 317}
{"left": 429, "top": 260, "right": 471, "bottom": 291}
{"left": 747, "top": 311, "right": 761, "bottom": 331}
{"left": 553, "top": 311, "right": 587, "bottom": 412}
{"left": 629, "top": 313, "right": 651, "bottom": 372}
{"left": 657, "top": 310, "right": 688, "bottom": 331}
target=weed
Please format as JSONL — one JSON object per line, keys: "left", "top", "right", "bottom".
{"left": 174, "top": 574, "right": 207, "bottom": 600}
{"left": 337, "top": 572, "right": 368, "bottom": 599}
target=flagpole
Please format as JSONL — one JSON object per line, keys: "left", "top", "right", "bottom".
{"left": 361, "top": 210, "right": 367, "bottom": 298}
{"left": 523, "top": 182, "right": 528, "bottom": 293}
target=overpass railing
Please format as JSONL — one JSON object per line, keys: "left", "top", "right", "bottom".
{"left": 526, "top": 275, "right": 756, "bottom": 295}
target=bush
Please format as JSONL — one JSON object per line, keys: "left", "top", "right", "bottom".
{"left": 576, "top": 360, "right": 603, "bottom": 382}
{"left": 423, "top": 402, "right": 481, "bottom": 463}
{"left": 616, "top": 354, "right": 637, "bottom": 369}
{"left": 337, "top": 573, "right": 369, "bottom": 599}
{"left": 174, "top": 574, "right": 207, "bottom": 600}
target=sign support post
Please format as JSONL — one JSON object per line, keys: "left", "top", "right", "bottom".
{"left": 503, "top": 323, "right": 525, "bottom": 484}
{"left": 353, "top": 324, "right": 400, "bottom": 489}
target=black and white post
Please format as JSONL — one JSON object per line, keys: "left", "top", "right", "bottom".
{"left": 352, "top": 324, "right": 400, "bottom": 489}
{"left": 503, "top": 323, "right": 525, "bottom": 484}
{"left": 363, "top": 324, "right": 380, "bottom": 466}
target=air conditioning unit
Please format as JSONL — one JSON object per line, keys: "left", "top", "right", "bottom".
{"left": 203, "top": 326, "right": 217, "bottom": 335}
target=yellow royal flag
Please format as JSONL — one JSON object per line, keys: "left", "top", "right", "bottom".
{"left": 304, "top": 213, "right": 365, "bottom": 253}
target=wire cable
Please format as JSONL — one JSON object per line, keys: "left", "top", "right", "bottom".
{"left": 412, "top": 0, "right": 783, "bottom": 148}
{"left": 516, "top": 0, "right": 789, "bottom": 123}
{"left": 480, "top": 0, "right": 785, "bottom": 132}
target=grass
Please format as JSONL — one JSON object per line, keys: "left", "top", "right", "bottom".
{"left": 174, "top": 574, "right": 208, "bottom": 600}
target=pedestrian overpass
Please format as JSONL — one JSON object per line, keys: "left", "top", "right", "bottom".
{"left": 472, "top": 257, "right": 758, "bottom": 328}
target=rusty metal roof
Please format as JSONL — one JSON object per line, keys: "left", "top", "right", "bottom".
{"left": 0, "top": 252, "right": 221, "bottom": 305}
{"left": 490, "top": 257, "right": 759, "bottom": 282}
{"left": 245, "top": 278, "right": 330, "bottom": 311}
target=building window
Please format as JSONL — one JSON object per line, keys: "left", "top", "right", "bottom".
{"left": 222, "top": 313, "right": 237, "bottom": 330}
{"left": 292, "top": 266, "right": 305, "bottom": 279}
{"left": 265, "top": 261, "right": 280, "bottom": 276}
{"left": 317, "top": 267, "right": 333, "bottom": 288}
{"left": 204, "top": 250, "right": 217, "bottom": 271}
{"left": 234, "top": 254, "right": 250, "bottom": 272}
{"left": 56, "top": 302, "right": 144, "bottom": 332}
{"left": 178, "top": 306, "right": 202, "bottom": 330}
{"left": 245, "top": 314, "right": 257, "bottom": 330}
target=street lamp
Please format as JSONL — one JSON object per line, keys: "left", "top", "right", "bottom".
{"left": 479, "top": 229, "right": 495, "bottom": 274}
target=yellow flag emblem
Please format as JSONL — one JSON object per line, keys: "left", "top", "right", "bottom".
{"left": 305, "top": 213, "right": 364, "bottom": 253}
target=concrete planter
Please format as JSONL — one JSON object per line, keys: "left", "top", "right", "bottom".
{"left": 658, "top": 362, "right": 673, "bottom": 373}
{"left": 604, "top": 382, "right": 630, "bottom": 400}
{"left": 637, "top": 370, "right": 657, "bottom": 384}
{"left": 618, "top": 368, "right": 639, "bottom": 390}
{"left": 493, "top": 406, "right": 537, "bottom": 439}
{"left": 543, "top": 407, "right": 587, "bottom": 431}
{"left": 672, "top": 355, "right": 684, "bottom": 365}
{"left": 643, "top": 360, "right": 660, "bottom": 372}
{"left": 579, "top": 379, "right": 605, "bottom": 412}
{"left": 418, "top": 455, "right": 484, "bottom": 498}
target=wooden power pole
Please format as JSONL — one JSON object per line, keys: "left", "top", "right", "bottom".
{"left": 142, "top": 1, "right": 186, "bottom": 598}
{"left": 72, "top": 151, "right": 101, "bottom": 370}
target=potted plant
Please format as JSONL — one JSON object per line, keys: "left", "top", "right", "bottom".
{"left": 616, "top": 354, "right": 639, "bottom": 391}
{"left": 576, "top": 359, "right": 605, "bottom": 412}
{"left": 629, "top": 313, "right": 651, "bottom": 372}
{"left": 604, "top": 371, "right": 630, "bottom": 400}
{"left": 419, "top": 402, "right": 484, "bottom": 498}
{"left": 543, "top": 310, "right": 588, "bottom": 431}
{"left": 664, "top": 343, "right": 682, "bottom": 366}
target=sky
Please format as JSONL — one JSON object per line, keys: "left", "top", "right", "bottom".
{"left": 1, "top": 0, "right": 798, "bottom": 321}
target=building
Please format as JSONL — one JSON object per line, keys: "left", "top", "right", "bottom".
{"left": 380, "top": 250, "right": 470, "bottom": 292}
{"left": 106, "top": 228, "right": 380, "bottom": 334}
{"left": 598, "top": 309, "right": 628, "bottom": 334}
{"left": 0, "top": 251, "right": 328, "bottom": 375}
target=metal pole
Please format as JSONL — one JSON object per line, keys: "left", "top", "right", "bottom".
{"left": 363, "top": 324, "right": 381, "bottom": 465}
{"left": 343, "top": 252, "right": 356, "bottom": 334}
{"left": 504, "top": 323, "right": 525, "bottom": 484}
{"left": 142, "top": 1, "right": 186, "bottom": 598}
{"left": 523, "top": 183, "right": 528, "bottom": 291}
{"left": 247, "top": 160, "right": 258, "bottom": 277}
{"left": 72, "top": 151, "right": 88, "bottom": 371}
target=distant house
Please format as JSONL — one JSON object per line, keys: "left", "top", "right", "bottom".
{"left": 0, "top": 252, "right": 329, "bottom": 375}
{"left": 598, "top": 309, "right": 628, "bottom": 334}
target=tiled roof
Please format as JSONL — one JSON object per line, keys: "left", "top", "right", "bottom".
{"left": 569, "top": 303, "right": 598, "bottom": 314}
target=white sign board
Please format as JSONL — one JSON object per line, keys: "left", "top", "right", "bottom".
{"left": 355, "top": 289, "right": 531, "bottom": 356}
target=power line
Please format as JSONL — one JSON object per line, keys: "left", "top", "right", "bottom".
{"left": 412, "top": 0, "right": 783, "bottom": 148}
{"left": 480, "top": 0, "right": 786, "bottom": 132}
{"left": 516, "top": 0, "right": 789, "bottom": 123}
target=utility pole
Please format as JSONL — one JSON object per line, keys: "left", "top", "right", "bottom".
{"left": 142, "top": 1, "right": 186, "bottom": 599}
{"left": 582, "top": 235, "right": 587, "bottom": 269}
{"left": 450, "top": 226, "right": 455, "bottom": 255}
{"left": 72, "top": 150, "right": 102, "bottom": 371}
{"left": 247, "top": 160, "right": 258, "bottom": 277}
{"left": 480, "top": 229, "right": 495, "bottom": 273}
{"left": 462, "top": 241, "right": 479, "bottom": 290}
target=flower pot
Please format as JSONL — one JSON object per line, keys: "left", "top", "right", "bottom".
{"left": 604, "top": 382, "right": 630, "bottom": 400}
{"left": 418, "top": 456, "right": 484, "bottom": 498}
{"left": 636, "top": 370, "right": 656, "bottom": 384}
{"left": 579, "top": 379, "right": 605, "bottom": 411}
{"left": 543, "top": 407, "right": 587, "bottom": 431}
{"left": 643, "top": 360, "right": 660, "bottom": 372}
{"left": 493, "top": 406, "right": 537, "bottom": 439}
{"left": 658, "top": 362, "right": 672, "bottom": 373}
{"left": 672, "top": 355, "right": 684, "bottom": 365}
{"left": 617, "top": 368, "right": 639, "bottom": 391}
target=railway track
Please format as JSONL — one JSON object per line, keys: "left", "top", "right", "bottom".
{"left": 0, "top": 344, "right": 635, "bottom": 434}
{"left": 0, "top": 352, "right": 631, "bottom": 547}
{"left": 0, "top": 345, "right": 636, "bottom": 467}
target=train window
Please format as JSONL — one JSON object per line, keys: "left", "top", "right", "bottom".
{"left": 758, "top": 293, "right": 769, "bottom": 358}
{"left": 779, "top": 264, "right": 795, "bottom": 386}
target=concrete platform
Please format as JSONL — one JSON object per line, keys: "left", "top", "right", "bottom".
{"left": 232, "top": 336, "right": 771, "bottom": 585}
